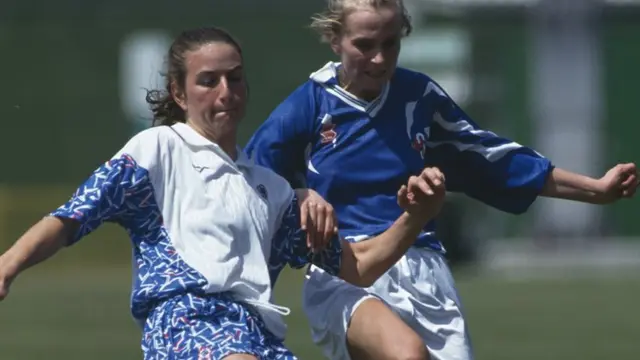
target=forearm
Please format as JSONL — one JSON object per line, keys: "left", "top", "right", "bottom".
{"left": 0, "top": 216, "right": 74, "bottom": 280}
{"left": 339, "top": 212, "right": 426, "bottom": 287}
{"left": 541, "top": 167, "right": 604, "bottom": 204}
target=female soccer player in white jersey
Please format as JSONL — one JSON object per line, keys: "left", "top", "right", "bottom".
{"left": 0, "top": 26, "right": 448, "bottom": 360}
{"left": 244, "top": 1, "right": 640, "bottom": 359}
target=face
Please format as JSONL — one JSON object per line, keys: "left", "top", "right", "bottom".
{"left": 173, "top": 42, "right": 247, "bottom": 139}
{"left": 332, "top": 6, "right": 402, "bottom": 98}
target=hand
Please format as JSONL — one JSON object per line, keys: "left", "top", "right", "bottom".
{"left": 594, "top": 163, "right": 638, "bottom": 204}
{"left": 397, "top": 167, "right": 446, "bottom": 220}
{"left": 295, "top": 188, "right": 339, "bottom": 253}
{"left": 0, "top": 258, "right": 15, "bottom": 302}
{"left": 0, "top": 276, "right": 10, "bottom": 301}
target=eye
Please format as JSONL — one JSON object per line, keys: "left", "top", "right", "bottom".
{"left": 196, "top": 74, "right": 219, "bottom": 88}
{"left": 352, "top": 39, "right": 375, "bottom": 52}
{"left": 382, "top": 37, "right": 398, "bottom": 49}
{"left": 227, "top": 70, "right": 243, "bottom": 83}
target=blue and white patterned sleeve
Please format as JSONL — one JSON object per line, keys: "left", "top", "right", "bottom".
{"left": 421, "top": 80, "right": 554, "bottom": 214}
{"left": 50, "top": 153, "right": 154, "bottom": 246}
{"left": 269, "top": 195, "right": 342, "bottom": 276}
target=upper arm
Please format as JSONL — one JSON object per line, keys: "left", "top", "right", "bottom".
{"left": 49, "top": 131, "right": 161, "bottom": 245}
{"left": 422, "top": 80, "right": 553, "bottom": 214}
{"left": 269, "top": 194, "right": 342, "bottom": 276}
{"left": 244, "top": 82, "right": 317, "bottom": 187}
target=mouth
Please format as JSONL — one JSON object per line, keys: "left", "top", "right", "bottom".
{"left": 364, "top": 70, "right": 387, "bottom": 79}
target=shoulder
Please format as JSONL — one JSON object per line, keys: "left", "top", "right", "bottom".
{"left": 275, "top": 79, "right": 323, "bottom": 113}
{"left": 392, "top": 67, "right": 433, "bottom": 95}
{"left": 113, "top": 125, "right": 179, "bottom": 170}
{"left": 392, "top": 67, "right": 446, "bottom": 100}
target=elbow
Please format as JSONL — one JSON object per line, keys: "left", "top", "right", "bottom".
{"left": 339, "top": 245, "right": 378, "bottom": 288}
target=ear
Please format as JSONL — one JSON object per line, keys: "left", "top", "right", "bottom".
{"left": 171, "top": 80, "right": 187, "bottom": 111}
{"left": 330, "top": 34, "right": 341, "bottom": 56}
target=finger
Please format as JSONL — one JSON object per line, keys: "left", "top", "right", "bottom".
{"left": 313, "top": 205, "right": 326, "bottom": 251}
{"left": 421, "top": 168, "right": 445, "bottom": 191}
{"left": 424, "top": 167, "right": 446, "bottom": 189}
{"left": 322, "top": 207, "right": 336, "bottom": 249}
{"left": 300, "top": 201, "right": 308, "bottom": 231}
{"left": 397, "top": 185, "right": 410, "bottom": 208}
{"left": 621, "top": 173, "right": 637, "bottom": 188}
{"left": 622, "top": 163, "right": 637, "bottom": 172}
{"left": 623, "top": 178, "right": 639, "bottom": 197}
{"left": 308, "top": 202, "right": 318, "bottom": 250}
{"left": 409, "top": 175, "right": 433, "bottom": 196}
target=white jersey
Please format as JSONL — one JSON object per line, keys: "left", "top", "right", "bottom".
{"left": 49, "top": 122, "right": 342, "bottom": 339}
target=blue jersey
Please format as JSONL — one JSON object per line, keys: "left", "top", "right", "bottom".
{"left": 245, "top": 62, "right": 553, "bottom": 250}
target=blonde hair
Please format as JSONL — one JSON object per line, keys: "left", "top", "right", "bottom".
{"left": 310, "top": 0, "right": 412, "bottom": 43}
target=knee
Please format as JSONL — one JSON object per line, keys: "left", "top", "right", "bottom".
{"left": 392, "top": 339, "right": 429, "bottom": 360}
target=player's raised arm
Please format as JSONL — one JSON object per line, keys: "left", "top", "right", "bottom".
{"left": 539, "top": 163, "right": 638, "bottom": 204}
{"left": 422, "top": 79, "right": 638, "bottom": 210}
{"left": 0, "top": 133, "right": 159, "bottom": 302}
{"left": 338, "top": 167, "right": 446, "bottom": 287}
{"left": 421, "top": 79, "right": 553, "bottom": 214}
{"left": 270, "top": 167, "right": 445, "bottom": 288}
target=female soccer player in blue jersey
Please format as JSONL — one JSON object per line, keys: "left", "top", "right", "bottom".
{"left": 244, "top": 1, "right": 640, "bottom": 359}
{"left": 0, "top": 26, "right": 448, "bottom": 360}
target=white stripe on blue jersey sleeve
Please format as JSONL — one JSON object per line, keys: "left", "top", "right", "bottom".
{"left": 422, "top": 80, "right": 554, "bottom": 215}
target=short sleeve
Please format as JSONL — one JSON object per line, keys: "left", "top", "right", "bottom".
{"left": 49, "top": 131, "right": 161, "bottom": 245}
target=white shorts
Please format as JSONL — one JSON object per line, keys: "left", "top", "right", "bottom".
{"left": 302, "top": 246, "right": 473, "bottom": 360}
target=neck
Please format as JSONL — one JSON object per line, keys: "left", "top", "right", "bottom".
{"left": 186, "top": 120, "right": 238, "bottom": 161}
{"left": 338, "top": 68, "right": 380, "bottom": 102}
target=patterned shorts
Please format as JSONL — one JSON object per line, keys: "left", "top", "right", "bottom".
{"left": 141, "top": 293, "right": 297, "bottom": 360}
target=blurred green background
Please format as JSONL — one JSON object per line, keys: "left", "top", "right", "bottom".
{"left": 1, "top": 1, "right": 639, "bottom": 359}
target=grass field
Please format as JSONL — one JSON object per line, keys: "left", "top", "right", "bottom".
{"left": 1, "top": 262, "right": 638, "bottom": 360}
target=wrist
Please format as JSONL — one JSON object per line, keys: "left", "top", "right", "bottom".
{"left": 581, "top": 176, "right": 607, "bottom": 195}
{"left": 401, "top": 211, "right": 432, "bottom": 228}
{"left": 0, "top": 254, "right": 20, "bottom": 282}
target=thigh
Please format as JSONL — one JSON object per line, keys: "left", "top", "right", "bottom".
{"left": 222, "top": 356, "right": 258, "bottom": 360}
{"left": 346, "top": 297, "right": 429, "bottom": 360}
{"left": 303, "top": 263, "right": 428, "bottom": 360}
{"left": 392, "top": 248, "right": 474, "bottom": 360}
{"left": 303, "top": 265, "right": 375, "bottom": 360}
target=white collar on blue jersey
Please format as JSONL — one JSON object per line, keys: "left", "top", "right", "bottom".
{"left": 171, "top": 122, "right": 251, "bottom": 169}
{"left": 309, "top": 61, "right": 390, "bottom": 116}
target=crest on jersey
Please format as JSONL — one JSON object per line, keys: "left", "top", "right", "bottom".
{"left": 412, "top": 130, "right": 429, "bottom": 159}
{"left": 319, "top": 114, "right": 337, "bottom": 146}
{"left": 405, "top": 101, "right": 430, "bottom": 159}
{"left": 256, "top": 184, "right": 268, "bottom": 201}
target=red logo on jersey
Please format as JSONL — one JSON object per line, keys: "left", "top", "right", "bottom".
{"left": 412, "top": 138, "right": 425, "bottom": 151}
{"left": 320, "top": 123, "right": 337, "bottom": 144}
{"left": 412, "top": 130, "right": 428, "bottom": 159}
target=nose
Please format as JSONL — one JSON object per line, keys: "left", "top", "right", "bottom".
{"left": 217, "top": 76, "right": 232, "bottom": 104}
{"left": 371, "top": 50, "right": 385, "bottom": 65}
